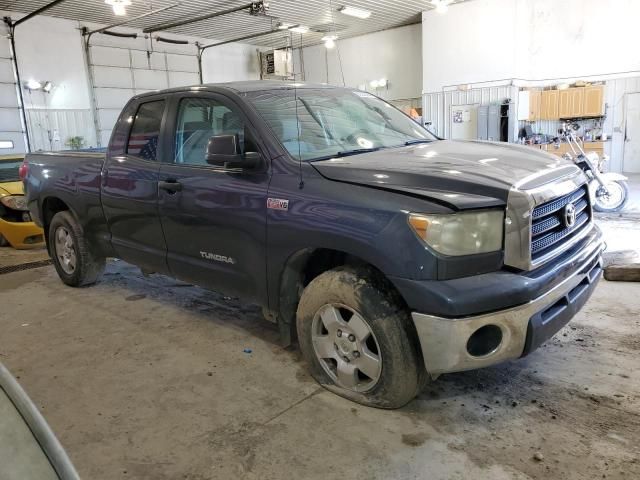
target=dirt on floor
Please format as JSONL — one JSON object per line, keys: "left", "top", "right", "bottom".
{"left": 0, "top": 260, "right": 639, "bottom": 480}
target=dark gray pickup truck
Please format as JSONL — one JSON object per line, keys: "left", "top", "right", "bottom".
{"left": 22, "top": 81, "right": 604, "bottom": 408}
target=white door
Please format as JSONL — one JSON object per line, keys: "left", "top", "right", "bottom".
{"left": 0, "top": 35, "right": 27, "bottom": 154}
{"left": 88, "top": 43, "right": 199, "bottom": 147}
{"left": 623, "top": 92, "right": 640, "bottom": 173}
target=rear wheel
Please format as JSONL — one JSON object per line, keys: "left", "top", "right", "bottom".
{"left": 297, "top": 267, "right": 426, "bottom": 409}
{"left": 49, "top": 211, "right": 105, "bottom": 287}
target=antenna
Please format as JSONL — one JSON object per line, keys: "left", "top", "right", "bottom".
{"left": 290, "top": 31, "right": 304, "bottom": 189}
{"left": 328, "top": 0, "right": 346, "bottom": 86}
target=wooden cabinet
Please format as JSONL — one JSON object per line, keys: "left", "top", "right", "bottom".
{"left": 541, "top": 89, "right": 559, "bottom": 120}
{"left": 558, "top": 89, "right": 572, "bottom": 118}
{"left": 572, "top": 87, "right": 585, "bottom": 117}
{"left": 583, "top": 85, "right": 604, "bottom": 117}
{"left": 558, "top": 86, "right": 605, "bottom": 118}
{"left": 532, "top": 141, "right": 604, "bottom": 158}
{"left": 528, "top": 89, "right": 541, "bottom": 121}
{"left": 559, "top": 87, "right": 585, "bottom": 118}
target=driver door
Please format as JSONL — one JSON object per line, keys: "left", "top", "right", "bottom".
{"left": 157, "top": 93, "right": 270, "bottom": 303}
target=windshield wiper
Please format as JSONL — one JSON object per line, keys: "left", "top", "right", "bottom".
{"left": 404, "top": 139, "right": 435, "bottom": 146}
{"left": 309, "top": 147, "right": 382, "bottom": 162}
{"left": 334, "top": 147, "right": 381, "bottom": 157}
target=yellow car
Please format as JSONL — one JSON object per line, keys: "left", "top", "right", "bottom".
{"left": 0, "top": 155, "right": 45, "bottom": 249}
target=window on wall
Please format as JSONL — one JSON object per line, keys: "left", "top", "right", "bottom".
{"left": 126, "top": 100, "right": 165, "bottom": 161}
{"left": 174, "top": 97, "right": 247, "bottom": 165}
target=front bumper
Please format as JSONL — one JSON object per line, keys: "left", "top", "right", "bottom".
{"left": 411, "top": 226, "right": 604, "bottom": 377}
{"left": 0, "top": 218, "right": 45, "bottom": 249}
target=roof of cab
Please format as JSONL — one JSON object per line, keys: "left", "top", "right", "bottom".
{"left": 133, "top": 80, "right": 342, "bottom": 100}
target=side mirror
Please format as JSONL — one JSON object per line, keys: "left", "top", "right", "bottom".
{"left": 205, "top": 135, "right": 261, "bottom": 170}
{"left": 206, "top": 134, "right": 239, "bottom": 166}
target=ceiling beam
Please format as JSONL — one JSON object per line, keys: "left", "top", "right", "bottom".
{"left": 200, "top": 29, "right": 279, "bottom": 51}
{"left": 143, "top": 1, "right": 266, "bottom": 34}
{"left": 11, "top": 0, "right": 68, "bottom": 28}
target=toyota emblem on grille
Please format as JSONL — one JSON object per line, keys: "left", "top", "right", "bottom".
{"left": 564, "top": 203, "right": 577, "bottom": 228}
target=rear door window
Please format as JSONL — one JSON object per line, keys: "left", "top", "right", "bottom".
{"left": 126, "top": 100, "right": 165, "bottom": 161}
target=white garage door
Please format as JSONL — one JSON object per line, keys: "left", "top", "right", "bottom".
{"left": 88, "top": 42, "right": 200, "bottom": 147}
{"left": 0, "top": 35, "right": 27, "bottom": 155}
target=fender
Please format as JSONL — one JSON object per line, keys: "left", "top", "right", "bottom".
{"left": 599, "top": 172, "right": 628, "bottom": 182}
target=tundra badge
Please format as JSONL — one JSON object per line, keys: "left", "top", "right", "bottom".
{"left": 200, "top": 252, "right": 236, "bottom": 264}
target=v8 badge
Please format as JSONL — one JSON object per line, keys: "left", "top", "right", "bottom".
{"left": 267, "top": 198, "right": 289, "bottom": 211}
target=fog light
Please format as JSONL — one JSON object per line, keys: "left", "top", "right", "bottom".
{"left": 22, "top": 212, "right": 31, "bottom": 222}
{"left": 466, "top": 324, "right": 503, "bottom": 357}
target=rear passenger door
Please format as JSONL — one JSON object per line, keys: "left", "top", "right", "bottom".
{"left": 102, "top": 97, "right": 169, "bottom": 274}
{"left": 157, "top": 93, "right": 270, "bottom": 303}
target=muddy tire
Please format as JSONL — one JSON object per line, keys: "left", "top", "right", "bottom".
{"left": 297, "top": 267, "right": 426, "bottom": 409}
{"left": 49, "top": 211, "right": 105, "bottom": 287}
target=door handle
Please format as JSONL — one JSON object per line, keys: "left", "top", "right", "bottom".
{"left": 158, "top": 180, "right": 183, "bottom": 193}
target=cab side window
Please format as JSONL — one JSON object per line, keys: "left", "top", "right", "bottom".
{"left": 126, "top": 100, "right": 165, "bottom": 161}
{"left": 174, "top": 97, "right": 249, "bottom": 165}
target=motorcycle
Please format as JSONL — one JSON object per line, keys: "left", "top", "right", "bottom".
{"left": 555, "top": 122, "right": 629, "bottom": 213}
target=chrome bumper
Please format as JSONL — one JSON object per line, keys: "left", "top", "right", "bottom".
{"left": 412, "top": 225, "right": 605, "bottom": 377}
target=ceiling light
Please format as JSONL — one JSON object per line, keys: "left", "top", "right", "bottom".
{"left": 338, "top": 6, "right": 371, "bottom": 19}
{"left": 105, "top": 0, "right": 132, "bottom": 16}
{"left": 25, "top": 79, "right": 42, "bottom": 90}
{"left": 378, "top": 78, "right": 388, "bottom": 88}
{"left": 432, "top": 0, "right": 452, "bottom": 14}
{"left": 277, "top": 22, "right": 294, "bottom": 30}
{"left": 322, "top": 34, "right": 338, "bottom": 41}
{"left": 324, "top": 38, "right": 335, "bottom": 49}
{"left": 369, "top": 79, "right": 379, "bottom": 89}
{"left": 289, "top": 25, "right": 309, "bottom": 33}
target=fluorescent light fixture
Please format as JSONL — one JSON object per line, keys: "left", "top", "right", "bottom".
{"left": 289, "top": 25, "right": 309, "bottom": 33}
{"left": 338, "top": 6, "right": 371, "bottom": 19}
{"left": 0, "top": 140, "right": 14, "bottom": 149}
{"left": 105, "top": 0, "right": 132, "bottom": 16}
{"left": 277, "top": 22, "right": 294, "bottom": 30}
{"left": 322, "top": 34, "right": 338, "bottom": 41}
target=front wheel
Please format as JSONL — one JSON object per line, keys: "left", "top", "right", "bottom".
{"left": 593, "top": 180, "right": 629, "bottom": 213}
{"left": 296, "top": 267, "right": 426, "bottom": 409}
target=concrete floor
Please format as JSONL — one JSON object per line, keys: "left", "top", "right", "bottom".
{"left": 1, "top": 259, "right": 639, "bottom": 480}
{"left": 0, "top": 176, "right": 638, "bottom": 479}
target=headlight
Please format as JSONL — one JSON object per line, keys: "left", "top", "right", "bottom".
{"left": 408, "top": 210, "right": 504, "bottom": 256}
{"left": 0, "top": 195, "right": 28, "bottom": 211}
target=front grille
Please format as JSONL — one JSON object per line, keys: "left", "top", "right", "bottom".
{"left": 530, "top": 185, "right": 591, "bottom": 261}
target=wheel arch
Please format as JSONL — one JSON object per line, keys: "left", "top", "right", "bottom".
{"left": 276, "top": 247, "right": 409, "bottom": 343}
{"left": 41, "top": 196, "right": 74, "bottom": 248}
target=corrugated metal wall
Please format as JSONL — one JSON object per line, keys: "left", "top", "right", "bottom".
{"left": 423, "top": 77, "right": 640, "bottom": 173}
{"left": 422, "top": 84, "right": 519, "bottom": 139}
{"left": 25, "top": 109, "right": 96, "bottom": 152}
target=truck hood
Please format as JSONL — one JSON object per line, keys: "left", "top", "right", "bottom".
{"left": 311, "top": 140, "right": 578, "bottom": 210}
